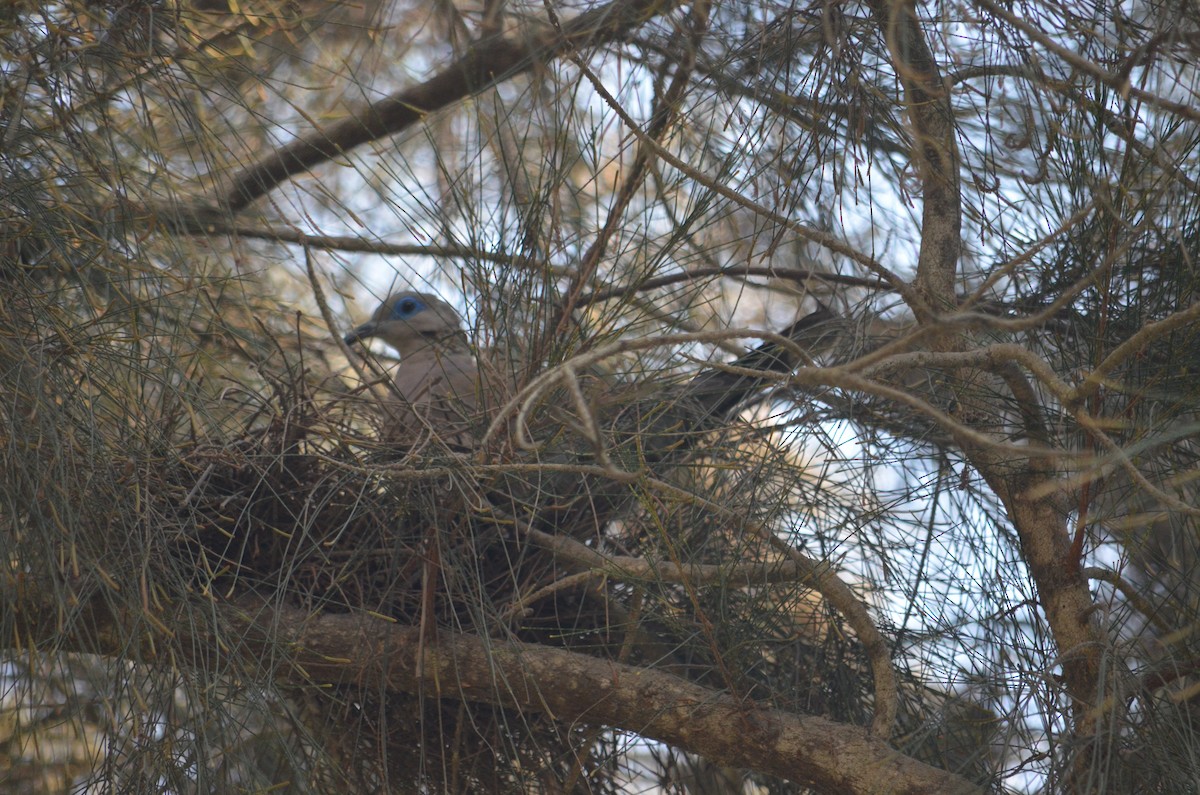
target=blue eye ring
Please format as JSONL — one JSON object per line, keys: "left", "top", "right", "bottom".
{"left": 390, "top": 296, "right": 425, "bottom": 320}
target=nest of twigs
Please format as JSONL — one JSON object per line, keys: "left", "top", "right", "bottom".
{"left": 150, "top": 341, "right": 884, "bottom": 791}
{"left": 167, "top": 368, "right": 597, "bottom": 789}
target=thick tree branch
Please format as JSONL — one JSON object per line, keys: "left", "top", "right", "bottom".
{"left": 5, "top": 580, "right": 981, "bottom": 795}
{"left": 204, "top": 0, "right": 680, "bottom": 214}
{"left": 330, "top": 623, "right": 914, "bottom": 791}
{"left": 9, "top": 576, "right": 979, "bottom": 792}
{"left": 868, "top": 0, "right": 961, "bottom": 316}
{"left": 269, "top": 609, "right": 978, "bottom": 794}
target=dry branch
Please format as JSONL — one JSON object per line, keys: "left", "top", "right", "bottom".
{"left": 3, "top": 579, "right": 982, "bottom": 795}
{"left": 199, "top": 0, "right": 684, "bottom": 214}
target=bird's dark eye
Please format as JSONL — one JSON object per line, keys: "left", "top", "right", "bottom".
{"left": 391, "top": 296, "right": 424, "bottom": 320}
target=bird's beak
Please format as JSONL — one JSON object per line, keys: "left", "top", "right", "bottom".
{"left": 344, "top": 321, "right": 378, "bottom": 345}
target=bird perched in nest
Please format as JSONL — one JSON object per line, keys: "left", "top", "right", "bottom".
{"left": 343, "top": 291, "right": 486, "bottom": 447}
{"left": 344, "top": 289, "right": 839, "bottom": 456}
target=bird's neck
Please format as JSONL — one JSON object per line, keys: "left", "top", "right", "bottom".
{"left": 399, "top": 330, "right": 470, "bottom": 360}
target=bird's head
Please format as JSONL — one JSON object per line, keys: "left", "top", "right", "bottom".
{"left": 344, "top": 291, "right": 468, "bottom": 358}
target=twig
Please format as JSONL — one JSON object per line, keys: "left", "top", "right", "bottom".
{"left": 635, "top": 477, "right": 899, "bottom": 738}
{"left": 565, "top": 54, "right": 926, "bottom": 315}
{"left": 972, "top": 0, "right": 1200, "bottom": 124}
{"left": 1070, "top": 301, "right": 1200, "bottom": 407}
{"left": 523, "top": 524, "right": 834, "bottom": 587}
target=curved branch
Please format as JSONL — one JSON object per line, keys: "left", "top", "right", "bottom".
{"left": 6, "top": 580, "right": 981, "bottom": 794}
{"left": 244, "top": 603, "right": 976, "bottom": 795}
{"left": 1070, "top": 301, "right": 1200, "bottom": 407}
{"left": 206, "top": 0, "right": 680, "bottom": 213}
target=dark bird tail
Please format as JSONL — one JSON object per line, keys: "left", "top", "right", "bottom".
{"left": 682, "top": 306, "right": 840, "bottom": 421}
